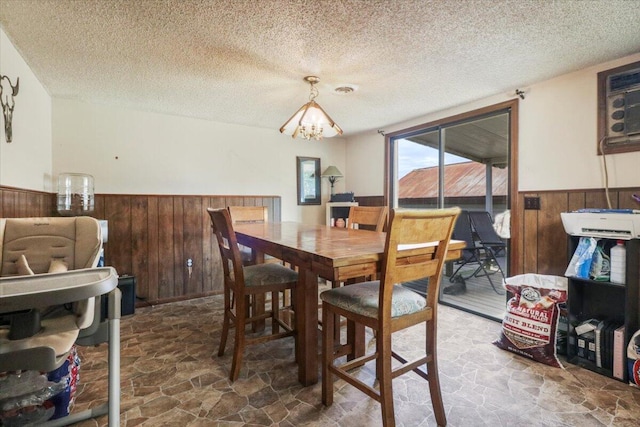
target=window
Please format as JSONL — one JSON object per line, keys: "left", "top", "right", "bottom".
{"left": 385, "top": 100, "right": 518, "bottom": 321}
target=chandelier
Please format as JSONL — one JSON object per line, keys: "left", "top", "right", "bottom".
{"left": 279, "top": 76, "right": 343, "bottom": 140}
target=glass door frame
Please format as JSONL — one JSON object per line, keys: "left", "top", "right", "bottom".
{"left": 383, "top": 99, "right": 520, "bottom": 277}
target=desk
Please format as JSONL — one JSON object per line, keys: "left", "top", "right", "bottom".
{"left": 234, "top": 222, "right": 463, "bottom": 386}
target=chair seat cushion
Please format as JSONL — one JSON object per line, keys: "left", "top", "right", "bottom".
{"left": 320, "top": 281, "right": 427, "bottom": 319}
{"left": 243, "top": 263, "right": 298, "bottom": 287}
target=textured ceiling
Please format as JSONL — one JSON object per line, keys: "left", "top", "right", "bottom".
{"left": 1, "top": 0, "right": 639, "bottom": 137}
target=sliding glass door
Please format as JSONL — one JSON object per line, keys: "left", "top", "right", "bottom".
{"left": 389, "top": 106, "right": 513, "bottom": 320}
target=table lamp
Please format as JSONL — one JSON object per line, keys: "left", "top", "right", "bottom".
{"left": 321, "top": 166, "right": 343, "bottom": 196}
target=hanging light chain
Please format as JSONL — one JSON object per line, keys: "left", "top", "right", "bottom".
{"left": 308, "top": 80, "right": 319, "bottom": 102}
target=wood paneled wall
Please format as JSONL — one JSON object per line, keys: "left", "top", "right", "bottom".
{"left": 91, "top": 195, "right": 281, "bottom": 305}
{"left": 0, "top": 186, "right": 55, "bottom": 218}
{"left": 355, "top": 196, "right": 384, "bottom": 207}
{"left": 515, "top": 188, "right": 640, "bottom": 276}
{"left": 4, "top": 186, "right": 638, "bottom": 303}
{"left": 0, "top": 186, "right": 280, "bottom": 306}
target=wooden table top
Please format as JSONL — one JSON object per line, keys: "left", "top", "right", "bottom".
{"left": 234, "top": 221, "right": 463, "bottom": 269}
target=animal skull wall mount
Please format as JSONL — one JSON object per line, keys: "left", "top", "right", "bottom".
{"left": 0, "top": 74, "right": 20, "bottom": 143}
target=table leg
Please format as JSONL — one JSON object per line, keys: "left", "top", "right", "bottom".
{"left": 445, "top": 260, "right": 453, "bottom": 277}
{"left": 296, "top": 268, "right": 319, "bottom": 386}
{"left": 251, "top": 251, "right": 266, "bottom": 332}
{"left": 251, "top": 294, "right": 265, "bottom": 332}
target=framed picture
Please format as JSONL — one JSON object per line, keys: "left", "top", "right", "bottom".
{"left": 296, "top": 156, "right": 321, "bottom": 205}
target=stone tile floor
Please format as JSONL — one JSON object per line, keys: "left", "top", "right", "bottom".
{"left": 72, "top": 295, "right": 640, "bottom": 426}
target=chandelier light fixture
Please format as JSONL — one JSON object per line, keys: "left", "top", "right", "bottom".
{"left": 280, "top": 76, "right": 343, "bottom": 140}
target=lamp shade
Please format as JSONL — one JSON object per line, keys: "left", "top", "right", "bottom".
{"left": 321, "top": 166, "right": 343, "bottom": 178}
{"left": 280, "top": 100, "right": 343, "bottom": 140}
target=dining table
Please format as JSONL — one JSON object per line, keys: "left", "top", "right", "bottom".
{"left": 233, "top": 221, "right": 464, "bottom": 386}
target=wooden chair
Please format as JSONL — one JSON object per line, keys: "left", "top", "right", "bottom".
{"left": 322, "top": 205, "right": 388, "bottom": 337}
{"left": 228, "top": 205, "right": 291, "bottom": 330}
{"left": 228, "top": 205, "right": 269, "bottom": 223}
{"left": 207, "top": 208, "right": 298, "bottom": 381}
{"left": 321, "top": 207, "right": 460, "bottom": 427}
{"left": 228, "top": 206, "right": 269, "bottom": 266}
{"left": 346, "top": 205, "right": 387, "bottom": 281}
{"left": 347, "top": 205, "right": 387, "bottom": 231}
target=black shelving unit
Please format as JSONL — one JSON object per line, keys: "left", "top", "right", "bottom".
{"left": 566, "top": 237, "right": 639, "bottom": 381}
{"left": 100, "top": 275, "right": 137, "bottom": 319}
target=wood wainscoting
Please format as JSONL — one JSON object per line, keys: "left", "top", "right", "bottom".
{"left": 358, "top": 187, "right": 640, "bottom": 277}
{"left": 0, "top": 186, "right": 280, "bottom": 306}
{"left": 4, "top": 186, "right": 637, "bottom": 302}
{"left": 91, "top": 194, "right": 281, "bottom": 305}
{"left": 0, "top": 186, "right": 55, "bottom": 217}
{"left": 515, "top": 188, "right": 639, "bottom": 276}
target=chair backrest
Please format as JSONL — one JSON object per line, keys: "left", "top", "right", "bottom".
{"left": 451, "top": 210, "right": 478, "bottom": 262}
{"left": 468, "top": 211, "right": 503, "bottom": 245}
{"left": 347, "top": 206, "right": 387, "bottom": 231}
{"left": 379, "top": 207, "right": 460, "bottom": 319}
{"left": 0, "top": 216, "right": 102, "bottom": 277}
{"left": 207, "top": 208, "right": 245, "bottom": 291}
{"left": 228, "top": 206, "right": 268, "bottom": 224}
{"left": 452, "top": 210, "right": 476, "bottom": 249}
{"left": 451, "top": 210, "right": 476, "bottom": 256}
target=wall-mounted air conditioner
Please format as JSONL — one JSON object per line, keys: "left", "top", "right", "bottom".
{"left": 600, "top": 62, "right": 640, "bottom": 152}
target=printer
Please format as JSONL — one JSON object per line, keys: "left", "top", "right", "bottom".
{"left": 561, "top": 210, "right": 640, "bottom": 240}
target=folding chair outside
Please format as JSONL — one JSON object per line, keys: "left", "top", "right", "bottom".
{"left": 448, "top": 210, "right": 505, "bottom": 295}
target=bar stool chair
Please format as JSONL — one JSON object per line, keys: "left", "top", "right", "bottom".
{"left": 228, "top": 206, "right": 290, "bottom": 330}
{"left": 321, "top": 206, "right": 387, "bottom": 338}
{"left": 346, "top": 205, "right": 387, "bottom": 282}
{"left": 321, "top": 207, "right": 460, "bottom": 427}
{"left": 207, "top": 208, "right": 298, "bottom": 381}
{"left": 347, "top": 205, "right": 387, "bottom": 231}
{"left": 228, "top": 206, "right": 269, "bottom": 266}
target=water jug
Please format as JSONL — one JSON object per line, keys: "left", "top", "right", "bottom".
{"left": 57, "top": 173, "right": 95, "bottom": 216}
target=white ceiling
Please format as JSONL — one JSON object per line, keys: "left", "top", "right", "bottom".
{"left": 1, "top": 0, "right": 639, "bottom": 137}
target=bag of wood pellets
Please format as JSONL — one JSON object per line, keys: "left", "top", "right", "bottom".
{"left": 493, "top": 274, "right": 568, "bottom": 368}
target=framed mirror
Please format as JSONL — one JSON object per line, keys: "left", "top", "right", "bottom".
{"left": 296, "top": 156, "right": 321, "bottom": 205}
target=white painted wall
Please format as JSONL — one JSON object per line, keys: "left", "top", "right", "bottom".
{"left": 346, "top": 53, "right": 640, "bottom": 196}
{"left": 519, "top": 54, "right": 640, "bottom": 191}
{"left": 52, "top": 98, "right": 346, "bottom": 222}
{"left": 0, "top": 28, "right": 52, "bottom": 191}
